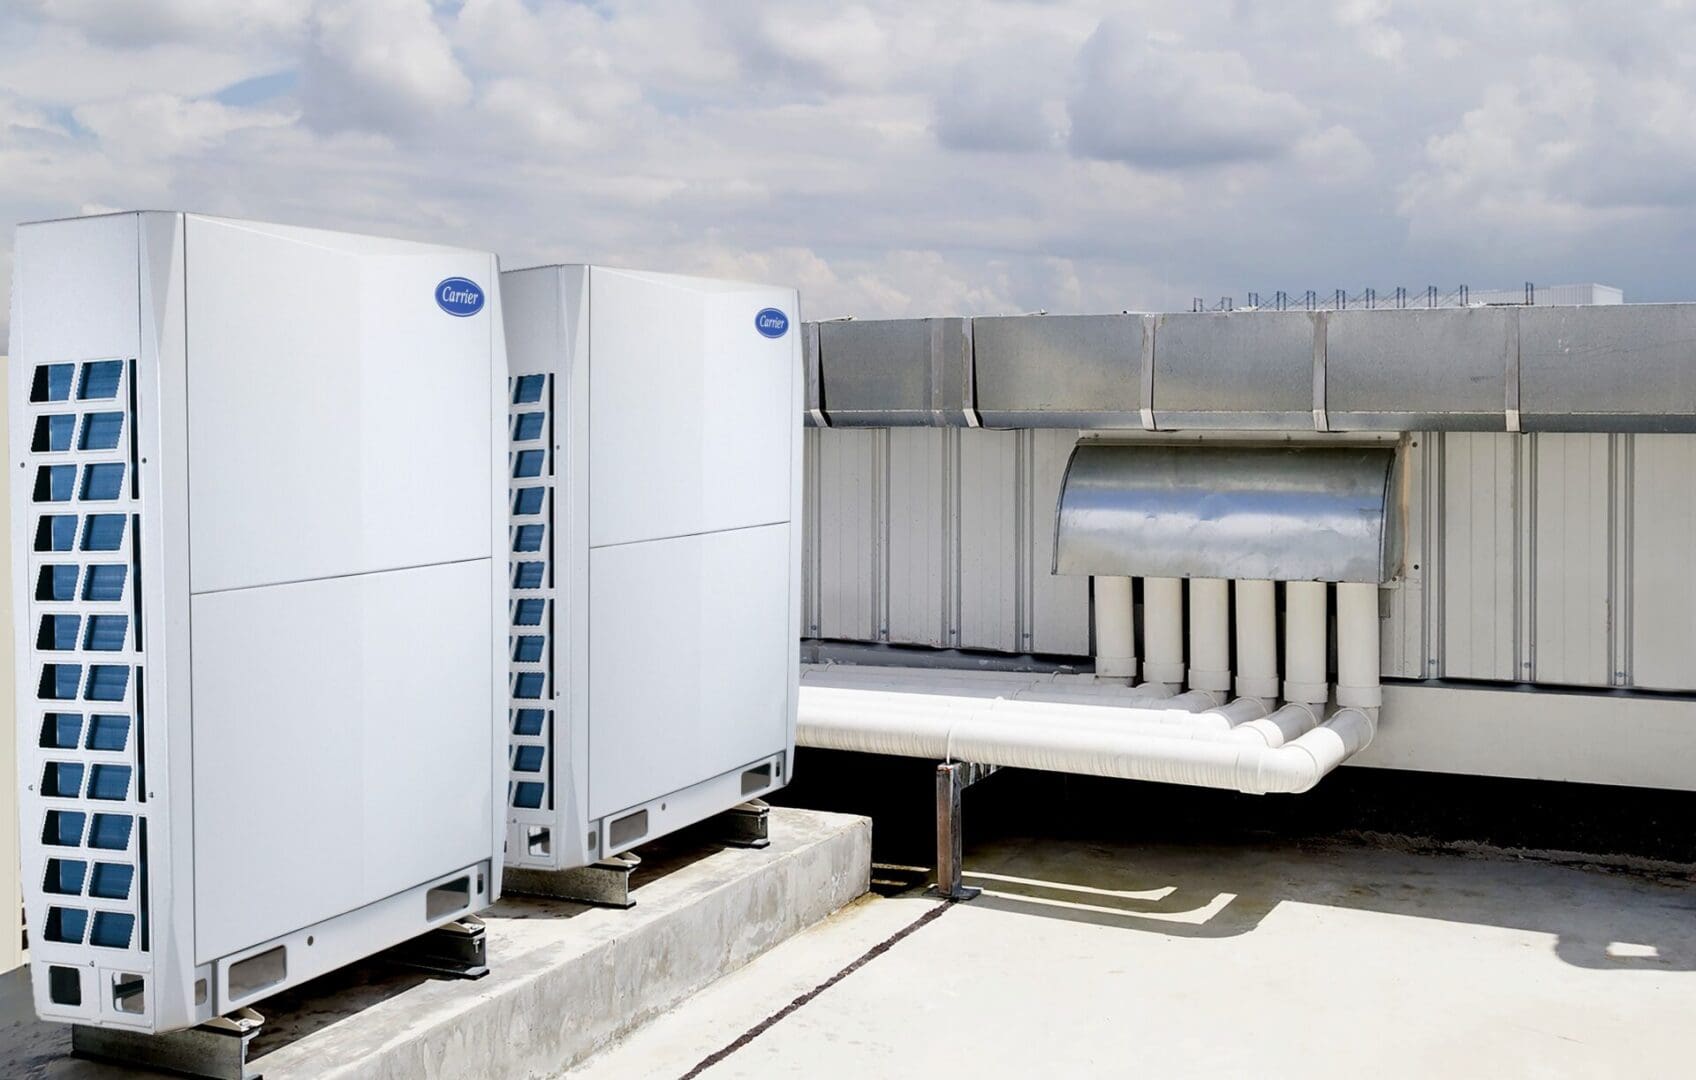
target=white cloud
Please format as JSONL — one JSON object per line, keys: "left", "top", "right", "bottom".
{"left": 300, "top": 0, "right": 472, "bottom": 134}
{"left": 3, "top": 0, "right": 1696, "bottom": 348}
{"left": 1067, "top": 20, "right": 1316, "bottom": 169}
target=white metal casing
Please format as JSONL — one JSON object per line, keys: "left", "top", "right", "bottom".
{"left": 501, "top": 265, "right": 800, "bottom": 871}
{"left": 10, "top": 213, "right": 508, "bottom": 1032}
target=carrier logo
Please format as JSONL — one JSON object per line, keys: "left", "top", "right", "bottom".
{"left": 755, "top": 308, "right": 790, "bottom": 339}
{"left": 436, "top": 277, "right": 485, "bottom": 317}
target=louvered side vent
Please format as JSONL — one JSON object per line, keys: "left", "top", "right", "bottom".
{"left": 23, "top": 358, "right": 149, "bottom": 1019}
{"left": 508, "top": 373, "right": 554, "bottom": 861}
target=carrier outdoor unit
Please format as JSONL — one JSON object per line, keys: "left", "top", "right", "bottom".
{"left": 10, "top": 213, "right": 508, "bottom": 1032}
{"left": 500, "top": 265, "right": 799, "bottom": 875}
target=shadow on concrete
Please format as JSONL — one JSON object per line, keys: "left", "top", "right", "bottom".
{"left": 780, "top": 748, "right": 1696, "bottom": 972}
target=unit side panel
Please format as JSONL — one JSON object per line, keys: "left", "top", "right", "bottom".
{"left": 1531, "top": 434, "right": 1611, "bottom": 686}
{"left": 189, "top": 561, "right": 494, "bottom": 962}
{"left": 1440, "top": 433, "right": 1517, "bottom": 680}
{"left": 1029, "top": 429, "right": 1088, "bottom": 655}
{"left": 184, "top": 218, "right": 495, "bottom": 594}
{"left": 587, "top": 523, "right": 791, "bottom": 818}
{"left": 12, "top": 215, "right": 157, "bottom": 1027}
{"left": 885, "top": 428, "right": 947, "bottom": 647}
{"left": 957, "top": 430, "right": 1019, "bottom": 652}
{"left": 587, "top": 271, "right": 795, "bottom": 547}
{"left": 814, "top": 429, "right": 879, "bottom": 641}
{"left": 1630, "top": 435, "right": 1696, "bottom": 690}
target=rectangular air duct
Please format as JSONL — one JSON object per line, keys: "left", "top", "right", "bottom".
{"left": 1052, "top": 442, "right": 1404, "bottom": 583}
{"left": 10, "top": 213, "right": 507, "bottom": 1033}
{"left": 500, "top": 265, "right": 799, "bottom": 876}
{"left": 815, "top": 318, "right": 974, "bottom": 426}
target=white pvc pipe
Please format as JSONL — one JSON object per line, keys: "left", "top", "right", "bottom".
{"left": 801, "top": 666, "right": 1178, "bottom": 706}
{"left": 1092, "top": 576, "right": 1137, "bottom": 680}
{"left": 1283, "top": 581, "right": 1328, "bottom": 705}
{"left": 943, "top": 708, "right": 1374, "bottom": 794}
{"left": 1187, "top": 578, "right": 1231, "bottom": 695}
{"left": 1233, "top": 580, "right": 1279, "bottom": 703}
{"left": 1141, "top": 577, "right": 1185, "bottom": 687}
{"left": 1335, "top": 582, "right": 1383, "bottom": 709}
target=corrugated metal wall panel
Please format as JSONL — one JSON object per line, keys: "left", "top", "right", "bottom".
{"left": 1028, "top": 429, "right": 1089, "bottom": 655}
{"left": 803, "top": 426, "right": 1696, "bottom": 693}
{"left": 1441, "top": 433, "right": 1519, "bottom": 680}
{"left": 1532, "top": 434, "right": 1612, "bottom": 686}
{"left": 885, "top": 428, "right": 951, "bottom": 647}
{"left": 957, "top": 429, "right": 1020, "bottom": 652}
{"left": 1630, "top": 435, "right": 1696, "bottom": 690}
{"left": 814, "top": 428, "right": 880, "bottom": 641}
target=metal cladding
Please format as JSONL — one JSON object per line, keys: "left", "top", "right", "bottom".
{"left": 972, "top": 315, "right": 1145, "bottom": 428}
{"left": 815, "top": 317, "right": 974, "bottom": 426}
{"left": 1152, "top": 311, "right": 1318, "bottom": 430}
{"left": 1052, "top": 442, "right": 1403, "bottom": 583}
{"left": 804, "top": 304, "right": 1696, "bottom": 433}
{"left": 1518, "top": 304, "right": 1696, "bottom": 432}
{"left": 1326, "top": 307, "right": 1516, "bottom": 431}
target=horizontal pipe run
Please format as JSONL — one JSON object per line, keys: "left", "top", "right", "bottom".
{"left": 798, "top": 685, "right": 1358, "bottom": 789}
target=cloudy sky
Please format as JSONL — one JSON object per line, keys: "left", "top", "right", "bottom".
{"left": 2, "top": 0, "right": 1693, "bottom": 336}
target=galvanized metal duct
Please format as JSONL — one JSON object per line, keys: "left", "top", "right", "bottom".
{"left": 972, "top": 314, "right": 1147, "bottom": 429}
{"left": 1052, "top": 443, "right": 1403, "bottom": 583}
{"left": 815, "top": 317, "right": 975, "bottom": 426}
{"left": 802, "top": 303, "right": 1696, "bottom": 433}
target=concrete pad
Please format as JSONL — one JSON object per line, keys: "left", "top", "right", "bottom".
{"left": 0, "top": 808, "right": 870, "bottom": 1079}
{"left": 575, "top": 835, "right": 1696, "bottom": 1079}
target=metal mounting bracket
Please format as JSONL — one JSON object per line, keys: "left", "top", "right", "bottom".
{"left": 383, "top": 914, "right": 490, "bottom": 979}
{"left": 716, "top": 799, "right": 772, "bottom": 849}
{"left": 72, "top": 1007, "right": 265, "bottom": 1080}
{"left": 505, "top": 850, "right": 642, "bottom": 909}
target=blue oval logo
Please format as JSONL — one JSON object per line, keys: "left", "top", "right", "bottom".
{"left": 754, "top": 308, "right": 789, "bottom": 339}
{"left": 436, "top": 277, "right": 485, "bottom": 317}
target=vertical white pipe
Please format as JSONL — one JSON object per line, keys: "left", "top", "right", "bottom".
{"left": 1233, "top": 579, "right": 1279, "bottom": 703}
{"left": 1187, "top": 578, "right": 1231, "bottom": 694}
{"left": 1283, "top": 580, "right": 1329, "bottom": 705}
{"left": 1141, "top": 577, "right": 1185, "bottom": 687}
{"left": 1335, "top": 582, "right": 1383, "bottom": 708}
{"left": 1093, "top": 576, "right": 1137, "bottom": 680}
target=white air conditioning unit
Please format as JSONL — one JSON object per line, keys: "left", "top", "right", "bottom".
{"left": 9, "top": 213, "right": 508, "bottom": 1032}
{"left": 500, "top": 265, "right": 799, "bottom": 873}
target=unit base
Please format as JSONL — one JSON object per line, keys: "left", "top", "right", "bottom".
{"left": 715, "top": 799, "right": 772, "bottom": 849}
{"left": 381, "top": 914, "right": 490, "bottom": 979}
{"left": 72, "top": 1008, "right": 265, "bottom": 1080}
{"left": 505, "top": 851, "right": 642, "bottom": 909}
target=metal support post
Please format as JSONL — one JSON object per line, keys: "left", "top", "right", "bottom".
{"left": 932, "top": 761, "right": 999, "bottom": 901}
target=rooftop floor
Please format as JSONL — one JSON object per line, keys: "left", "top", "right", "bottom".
{"left": 575, "top": 831, "right": 1696, "bottom": 1078}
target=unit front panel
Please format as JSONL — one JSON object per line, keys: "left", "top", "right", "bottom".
{"left": 183, "top": 218, "right": 497, "bottom": 594}
{"left": 587, "top": 269, "right": 796, "bottom": 548}
{"left": 586, "top": 522, "right": 792, "bottom": 818}
{"left": 188, "top": 560, "right": 495, "bottom": 963}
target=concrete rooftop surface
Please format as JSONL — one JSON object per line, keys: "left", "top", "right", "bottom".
{"left": 573, "top": 833, "right": 1696, "bottom": 1079}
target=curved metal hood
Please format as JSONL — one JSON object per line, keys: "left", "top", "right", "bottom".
{"left": 1053, "top": 442, "right": 1403, "bottom": 583}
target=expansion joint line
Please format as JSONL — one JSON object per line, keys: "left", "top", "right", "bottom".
{"left": 675, "top": 898, "right": 959, "bottom": 1079}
